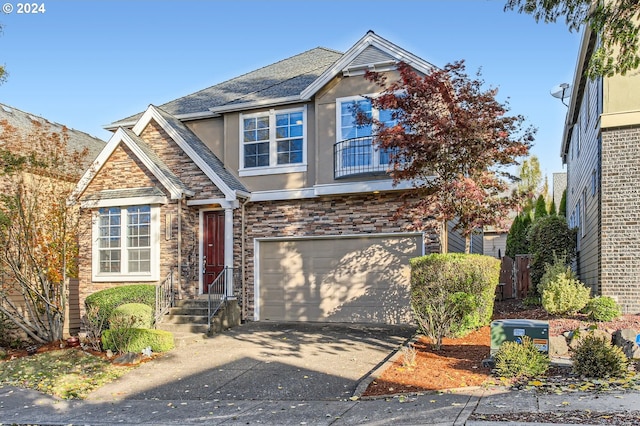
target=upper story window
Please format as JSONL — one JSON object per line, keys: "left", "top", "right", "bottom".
{"left": 239, "top": 107, "right": 307, "bottom": 177}
{"left": 93, "top": 205, "right": 159, "bottom": 282}
{"left": 335, "top": 96, "right": 397, "bottom": 178}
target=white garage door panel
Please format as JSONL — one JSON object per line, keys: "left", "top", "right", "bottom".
{"left": 258, "top": 234, "right": 422, "bottom": 324}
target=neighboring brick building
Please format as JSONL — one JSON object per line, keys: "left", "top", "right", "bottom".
{"left": 71, "top": 32, "right": 481, "bottom": 328}
{"left": 561, "top": 26, "right": 640, "bottom": 313}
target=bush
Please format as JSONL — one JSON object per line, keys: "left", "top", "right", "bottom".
{"left": 110, "top": 303, "right": 154, "bottom": 329}
{"left": 85, "top": 285, "right": 156, "bottom": 330}
{"left": 572, "top": 334, "right": 628, "bottom": 378}
{"left": 102, "top": 328, "right": 174, "bottom": 354}
{"left": 411, "top": 287, "right": 476, "bottom": 350}
{"left": 411, "top": 253, "right": 500, "bottom": 346}
{"left": 527, "top": 215, "right": 577, "bottom": 289}
{"left": 538, "top": 256, "right": 576, "bottom": 296}
{"left": 541, "top": 275, "right": 590, "bottom": 315}
{"left": 583, "top": 297, "right": 622, "bottom": 322}
{"left": 494, "top": 336, "right": 550, "bottom": 379}
{"left": 506, "top": 213, "right": 532, "bottom": 258}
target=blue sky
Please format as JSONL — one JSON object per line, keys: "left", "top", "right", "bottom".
{"left": 0, "top": 0, "right": 581, "bottom": 180}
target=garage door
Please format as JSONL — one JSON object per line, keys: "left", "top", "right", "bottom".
{"left": 257, "top": 233, "right": 423, "bottom": 324}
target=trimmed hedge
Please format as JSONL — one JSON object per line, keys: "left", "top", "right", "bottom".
{"left": 410, "top": 253, "right": 500, "bottom": 337}
{"left": 110, "top": 303, "right": 154, "bottom": 329}
{"left": 85, "top": 284, "right": 156, "bottom": 330}
{"left": 102, "top": 328, "right": 175, "bottom": 353}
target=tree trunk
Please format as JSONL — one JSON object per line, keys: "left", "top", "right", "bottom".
{"left": 465, "top": 235, "right": 472, "bottom": 254}
{"left": 440, "top": 220, "right": 448, "bottom": 253}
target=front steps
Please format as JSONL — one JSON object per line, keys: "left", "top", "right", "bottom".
{"left": 155, "top": 298, "right": 241, "bottom": 346}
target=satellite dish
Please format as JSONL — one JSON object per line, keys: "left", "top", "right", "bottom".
{"left": 550, "top": 83, "right": 571, "bottom": 106}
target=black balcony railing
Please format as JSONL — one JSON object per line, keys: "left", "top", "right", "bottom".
{"left": 334, "top": 136, "right": 393, "bottom": 179}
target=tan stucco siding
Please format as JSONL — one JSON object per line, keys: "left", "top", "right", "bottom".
{"left": 186, "top": 117, "right": 225, "bottom": 161}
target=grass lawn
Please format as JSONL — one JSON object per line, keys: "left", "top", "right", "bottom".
{"left": 0, "top": 348, "right": 132, "bottom": 399}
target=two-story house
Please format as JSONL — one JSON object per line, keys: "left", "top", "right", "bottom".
{"left": 70, "top": 31, "right": 482, "bottom": 328}
{"left": 561, "top": 26, "right": 640, "bottom": 314}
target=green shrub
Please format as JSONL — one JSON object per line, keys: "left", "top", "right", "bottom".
{"left": 572, "top": 334, "right": 628, "bottom": 378}
{"left": 583, "top": 297, "right": 622, "bottom": 322}
{"left": 494, "top": 336, "right": 550, "bottom": 379}
{"left": 527, "top": 215, "right": 577, "bottom": 289}
{"left": 411, "top": 287, "right": 476, "bottom": 350}
{"left": 541, "top": 275, "right": 590, "bottom": 315}
{"left": 85, "top": 285, "right": 156, "bottom": 330}
{"left": 102, "top": 328, "right": 174, "bottom": 354}
{"left": 110, "top": 303, "right": 153, "bottom": 329}
{"left": 506, "top": 213, "right": 532, "bottom": 258}
{"left": 538, "top": 256, "right": 576, "bottom": 296}
{"left": 411, "top": 253, "right": 500, "bottom": 345}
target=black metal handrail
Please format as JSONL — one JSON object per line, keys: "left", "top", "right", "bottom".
{"left": 208, "top": 267, "right": 237, "bottom": 332}
{"left": 334, "top": 136, "right": 392, "bottom": 179}
{"left": 154, "top": 268, "right": 174, "bottom": 325}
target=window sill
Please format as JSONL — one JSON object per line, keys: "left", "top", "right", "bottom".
{"left": 92, "top": 273, "right": 159, "bottom": 282}
{"left": 239, "top": 164, "right": 307, "bottom": 177}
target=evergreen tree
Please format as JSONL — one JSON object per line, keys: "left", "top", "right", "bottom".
{"left": 549, "top": 198, "right": 557, "bottom": 216}
{"left": 534, "top": 194, "right": 548, "bottom": 219}
{"left": 559, "top": 189, "right": 567, "bottom": 217}
{"left": 506, "top": 213, "right": 532, "bottom": 257}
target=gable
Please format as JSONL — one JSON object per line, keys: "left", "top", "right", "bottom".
{"left": 347, "top": 45, "right": 396, "bottom": 69}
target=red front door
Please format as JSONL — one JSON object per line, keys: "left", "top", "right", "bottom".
{"left": 203, "top": 211, "right": 225, "bottom": 294}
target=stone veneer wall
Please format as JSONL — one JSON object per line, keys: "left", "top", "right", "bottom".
{"left": 239, "top": 191, "right": 440, "bottom": 320}
{"left": 600, "top": 125, "right": 640, "bottom": 314}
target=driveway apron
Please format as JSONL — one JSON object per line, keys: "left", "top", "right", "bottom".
{"left": 87, "top": 322, "right": 415, "bottom": 402}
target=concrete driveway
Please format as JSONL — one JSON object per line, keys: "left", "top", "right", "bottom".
{"left": 87, "top": 322, "right": 415, "bottom": 402}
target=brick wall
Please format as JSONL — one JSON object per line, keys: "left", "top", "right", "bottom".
{"left": 139, "top": 121, "right": 225, "bottom": 200}
{"left": 600, "top": 125, "right": 640, "bottom": 313}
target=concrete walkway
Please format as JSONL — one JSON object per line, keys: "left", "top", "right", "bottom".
{"left": 1, "top": 322, "right": 639, "bottom": 425}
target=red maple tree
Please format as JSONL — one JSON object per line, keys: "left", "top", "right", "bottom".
{"left": 358, "top": 61, "right": 534, "bottom": 252}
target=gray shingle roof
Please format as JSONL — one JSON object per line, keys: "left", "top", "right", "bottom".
{"left": 0, "top": 102, "right": 106, "bottom": 168}
{"left": 153, "top": 107, "right": 247, "bottom": 194}
{"left": 111, "top": 47, "right": 343, "bottom": 126}
{"left": 81, "top": 187, "right": 165, "bottom": 201}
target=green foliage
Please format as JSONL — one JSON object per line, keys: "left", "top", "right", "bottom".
{"left": 494, "top": 336, "right": 550, "bottom": 379}
{"left": 84, "top": 285, "right": 156, "bottom": 330}
{"left": 549, "top": 198, "right": 557, "bottom": 216}
{"left": 527, "top": 215, "right": 577, "bottom": 289}
{"left": 411, "top": 286, "right": 476, "bottom": 350}
{"left": 411, "top": 253, "right": 500, "bottom": 348}
{"left": 534, "top": 194, "right": 548, "bottom": 219}
{"left": 559, "top": 189, "right": 567, "bottom": 217}
{"left": 572, "top": 334, "right": 628, "bottom": 378}
{"left": 506, "top": 213, "right": 532, "bottom": 257}
{"left": 504, "top": 0, "right": 640, "bottom": 77}
{"left": 110, "top": 303, "right": 153, "bottom": 329}
{"left": 583, "top": 297, "right": 622, "bottom": 322}
{"left": 538, "top": 255, "right": 576, "bottom": 296}
{"left": 102, "top": 328, "right": 174, "bottom": 354}
{"left": 541, "top": 275, "right": 590, "bottom": 315}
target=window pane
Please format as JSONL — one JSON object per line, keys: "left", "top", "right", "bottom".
{"left": 244, "top": 142, "right": 270, "bottom": 168}
{"left": 340, "top": 100, "right": 372, "bottom": 141}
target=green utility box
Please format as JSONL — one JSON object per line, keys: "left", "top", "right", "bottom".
{"left": 490, "top": 319, "right": 549, "bottom": 355}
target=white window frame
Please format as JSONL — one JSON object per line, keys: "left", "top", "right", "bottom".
{"left": 335, "top": 95, "right": 397, "bottom": 177}
{"left": 239, "top": 106, "right": 307, "bottom": 177}
{"left": 92, "top": 204, "right": 160, "bottom": 282}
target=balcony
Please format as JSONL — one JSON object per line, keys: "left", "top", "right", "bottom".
{"left": 334, "top": 136, "right": 393, "bottom": 179}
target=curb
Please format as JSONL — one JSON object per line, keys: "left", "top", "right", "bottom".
{"left": 352, "top": 333, "right": 416, "bottom": 398}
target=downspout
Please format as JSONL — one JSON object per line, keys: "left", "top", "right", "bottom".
{"left": 240, "top": 197, "right": 248, "bottom": 322}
